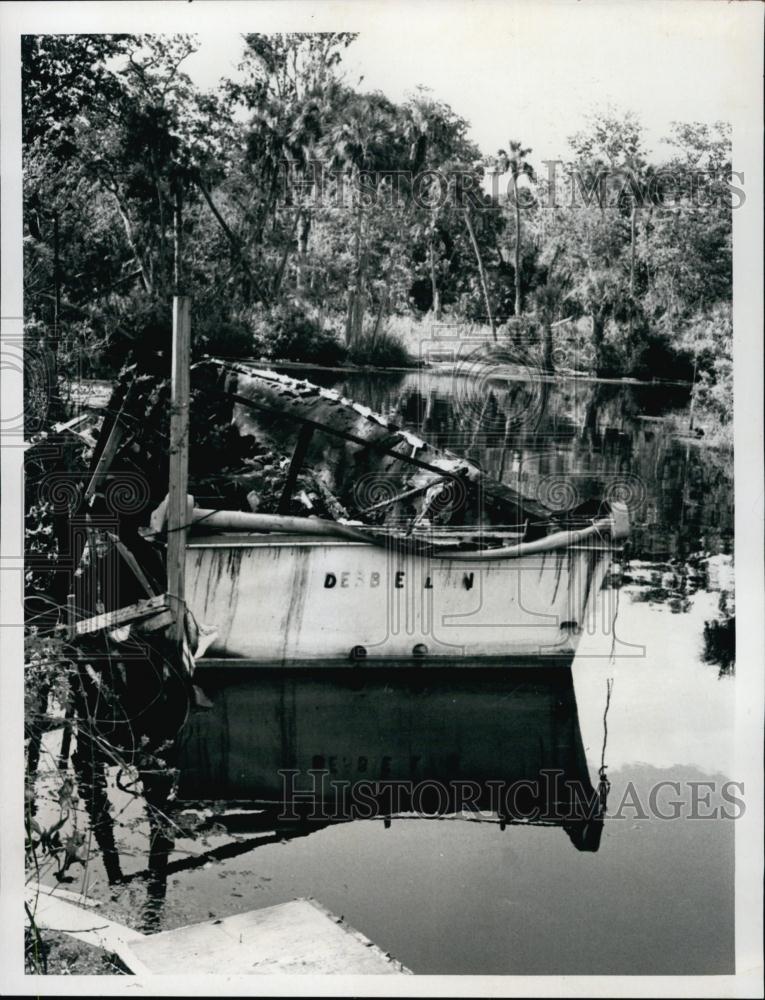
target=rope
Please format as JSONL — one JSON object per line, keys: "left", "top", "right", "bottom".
{"left": 598, "top": 677, "right": 614, "bottom": 808}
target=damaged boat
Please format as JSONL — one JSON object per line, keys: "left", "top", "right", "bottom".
{"left": 75, "top": 358, "right": 629, "bottom": 666}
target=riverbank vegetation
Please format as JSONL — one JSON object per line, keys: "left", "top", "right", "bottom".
{"left": 23, "top": 33, "right": 733, "bottom": 435}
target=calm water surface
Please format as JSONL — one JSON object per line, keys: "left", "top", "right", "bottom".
{"left": 71, "top": 371, "right": 735, "bottom": 975}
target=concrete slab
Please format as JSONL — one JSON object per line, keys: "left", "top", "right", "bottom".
{"left": 25, "top": 884, "right": 150, "bottom": 974}
{"left": 122, "top": 898, "right": 411, "bottom": 975}
{"left": 26, "top": 885, "right": 411, "bottom": 975}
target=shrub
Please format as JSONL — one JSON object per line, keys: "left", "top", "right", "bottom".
{"left": 195, "top": 319, "right": 252, "bottom": 358}
{"left": 250, "top": 302, "right": 346, "bottom": 366}
{"left": 347, "top": 329, "right": 414, "bottom": 368}
{"left": 100, "top": 293, "right": 172, "bottom": 374}
{"left": 627, "top": 328, "right": 695, "bottom": 383}
{"left": 678, "top": 305, "right": 733, "bottom": 423}
{"left": 695, "top": 355, "right": 733, "bottom": 426}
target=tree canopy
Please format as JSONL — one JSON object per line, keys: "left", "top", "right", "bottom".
{"left": 23, "top": 33, "right": 732, "bottom": 413}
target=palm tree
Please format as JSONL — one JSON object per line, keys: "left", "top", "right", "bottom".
{"left": 462, "top": 204, "right": 496, "bottom": 341}
{"left": 534, "top": 275, "right": 568, "bottom": 374}
{"left": 321, "top": 94, "right": 394, "bottom": 345}
{"left": 285, "top": 80, "right": 345, "bottom": 296}
{"left": 497, "top": 141, "right": 535, "bottom": 317}
{"left": 247, "top": 88, "right": 325, "bottom": 299}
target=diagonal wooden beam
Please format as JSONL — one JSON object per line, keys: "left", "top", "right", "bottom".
{"left": 106, "top": 532, "right": 157, "bottom": 598}
{"left": 83, "top": 418, "right": 125, "bottom": 501}
{"left": 73, "top": 594, "right": 169, "bottom": 637}
{"left": 277, "top": 423, "right": 314, "bottom": 514}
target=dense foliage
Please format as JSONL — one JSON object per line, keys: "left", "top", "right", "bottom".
{"left": 23, "top": 33, "right": 733, "bottom": 420}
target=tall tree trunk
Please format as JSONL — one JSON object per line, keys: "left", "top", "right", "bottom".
{"left": 463, "top": 207, "right": 496, "bottom": 341}
{"left": 52, "top": 211, "right": 60, "bottom": 346}
{"left": 542, "top": 320, "right": 554, "bottom": 374}
{"left": 49, "top": 210, "right": 61, "bottom": 420}
{"left": 345, "top": 295, "right": 354, "bottom": 345}
{"left": 371, "top": 250, "right": 399, "bottom": 346}
{"left": 513, "top": 176, "right": 523, "bottom": 317}
{"left": 347, "top": 186, "right": 365, "bottom": 346}
{"left": 371, "top": 286, "right": 388, "bottom": 346}
{"left": 154, "top": 157, "right": 167, "bottom": 286}
{"left": 272, "top": 210, "right": 301, "bottom": 298}
{"left": 252, "top": 159, "right": 282, "bottom": 249}
{"left": 628, "top": 204, "right": 638, "bottom": 340}
{"left": 644, "top": 205, "right": 653, "bottom": 291}
{"left": 629, "top": 205, "right": 637, "bottom": 296}
{"left": 296, "top": 207, "right": 310, "bottom": 296}
{"left": 111, "top": 194, "right": 153, "bottom": 294}
{"left": 352, "top": 285, "right": 366, "bottom": 344}
{"left": 429, "top": 239, "right": 441, "bottom": 320}
{"left": 592, "top": 309, "right": 606, "bottom": 376}
{"left": 195, "top": 175, "right": 265, "bottom": 302}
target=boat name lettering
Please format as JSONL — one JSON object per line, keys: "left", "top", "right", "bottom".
{"left": 323, "top": 571, "right": 476, "bottom": 590}
{"left": 324, "top": 571, "right": 381, "bottom": 589}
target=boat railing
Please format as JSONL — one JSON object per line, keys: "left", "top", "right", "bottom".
{"left": 181, "top": 503, "right": 629, "bottom": 560}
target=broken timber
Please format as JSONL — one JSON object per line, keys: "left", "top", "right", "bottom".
{"left": 72, "top": 594, "right": 170, "bottom": 638}
{"left": 83, "top": 415, "right": 125, "bottom": 502}
{"left": 277, "top": 422, "right": 315, "bottom": 514}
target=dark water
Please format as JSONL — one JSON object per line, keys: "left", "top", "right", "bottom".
{"left": 334, "top": 368, "right": 734, "bottom": 562}
{"left": 64, "top": 371, "right": 736, "bottom": 975}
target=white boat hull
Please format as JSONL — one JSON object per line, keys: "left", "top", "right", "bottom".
{"left": 186, "top": 533, "right": 615, "bottom": 663}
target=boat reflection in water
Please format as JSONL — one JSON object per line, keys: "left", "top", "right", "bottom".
{"left": 176, "top": 665, "right": 608, "bottom": 853}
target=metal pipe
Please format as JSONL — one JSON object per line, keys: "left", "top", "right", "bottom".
{"left": 191, "top": 505, "right": 629, "bottom": 560}
{"left": 441, "top": 518, "right": 613, "bottom": 560}
{"left": 192, "top": 508, "right": 374, "bottom": 544}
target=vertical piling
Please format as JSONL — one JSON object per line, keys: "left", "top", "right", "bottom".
{"left": 167, "top": 296, "right": 191, "bottom": 647}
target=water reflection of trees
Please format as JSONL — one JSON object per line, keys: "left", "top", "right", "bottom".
{"left": 703, "top": 612, "right": 735, "bottom": 677}
{"left": 622, "top": 553, "right": 735, "bottom": 674}
{"left": 622, "top": 556, "right": 708, "bottom": 612}
{"left": 346, "top": 373, "right": 733, "bottom": 563}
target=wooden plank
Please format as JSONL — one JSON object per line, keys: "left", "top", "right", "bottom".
{"left": 122, "top": 898, "right": 411, "bottom": 975}
{"left": 167, "top": 295, "right": 191, "bottom": 645}
{"left": 83, "top": 417, "right": 125, "bottom": 501}
{"left": 66, "top": 591, "right": 76, "bottom": 641}
{"left": 74, "top": 594, "right": 168, "bottom": 637}
{"left": 277, "top": 423, "right": 314, "bottom": 514}
{"left": 360, "top": 475, "right": 447, "bottom": 514}
{"left": 136, "top": 609, "right": 175, "bottom": 634}
{"left": 108, "top": 533, "right": 157, "bottom": 597}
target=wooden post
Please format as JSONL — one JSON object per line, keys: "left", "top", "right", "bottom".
{"left": 53, "top": 211, "right": 60, "bottom": 348}
{"left": 167, "top": 295, "right": 191, "bottom": 645}
{"left": 50, "top": 209, "right": 61, "bottom": 420}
